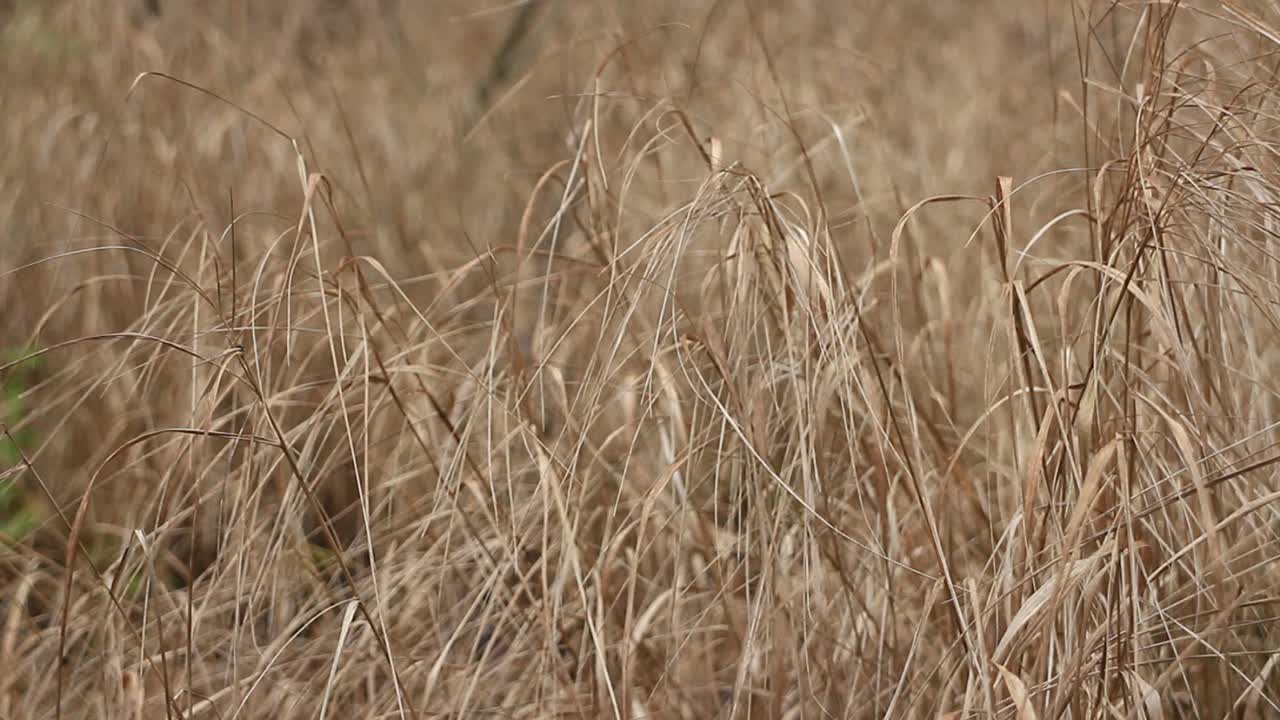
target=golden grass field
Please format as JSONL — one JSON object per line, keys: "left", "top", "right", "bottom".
{"left": 3, "top": 0, "right": 1280, "bottom": 717}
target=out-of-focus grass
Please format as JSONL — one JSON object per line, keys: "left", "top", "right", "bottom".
{"left": 2, "top": 0, "right": 1280, "bottom": 718}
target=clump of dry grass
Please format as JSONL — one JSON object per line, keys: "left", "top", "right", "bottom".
{"left": 3, "top": 0, "right": 1280, "bottom": 718}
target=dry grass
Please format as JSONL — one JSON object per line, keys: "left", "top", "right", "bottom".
{"left": 3, "top": 0, "right": 1280, "bottom": 717}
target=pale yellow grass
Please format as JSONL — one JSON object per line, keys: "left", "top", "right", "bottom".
{"left": 2, "top": 1, "right": 1280, "bottom": 718}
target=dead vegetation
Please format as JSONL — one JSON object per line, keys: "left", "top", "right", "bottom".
{"left": 2, "top": 0, "right": 1280, "bottom": 718}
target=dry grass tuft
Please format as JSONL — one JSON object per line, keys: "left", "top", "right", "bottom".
{"left": 3, "top": 0, "right": 1280, "bottom": 717}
